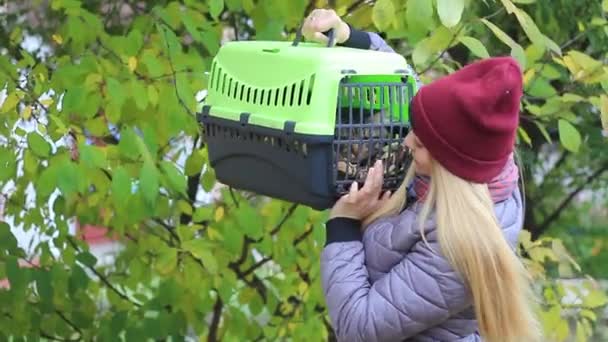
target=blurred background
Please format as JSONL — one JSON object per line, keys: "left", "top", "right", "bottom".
{"left": 0, "top": 0, "right": 606, "bottom": 341}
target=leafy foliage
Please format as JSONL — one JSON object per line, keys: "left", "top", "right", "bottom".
{"left": 0, "top": 0, "right": 606, "bottom": 340}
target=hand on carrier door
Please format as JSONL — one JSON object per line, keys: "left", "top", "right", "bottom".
{"left": 302, "top": 8, "right": 351, "bottom": 46}
{"left": 329, "top": 160, "right": 392, "bottom": 221}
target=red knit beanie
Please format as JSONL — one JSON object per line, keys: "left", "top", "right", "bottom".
{"left": 410, "top": 56, "right": 523, "bottom": 183}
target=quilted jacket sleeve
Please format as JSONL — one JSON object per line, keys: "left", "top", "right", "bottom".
{"left": 320, "top": 215, "right": 472, "bottom": 342}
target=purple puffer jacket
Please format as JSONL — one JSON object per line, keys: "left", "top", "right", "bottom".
{"left": 320, "top": 185, "right": 524, "bottom": 342}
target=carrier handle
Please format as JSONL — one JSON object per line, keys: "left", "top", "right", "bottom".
{"left": 292, "top": 26, "right": 335, "bottom": 47}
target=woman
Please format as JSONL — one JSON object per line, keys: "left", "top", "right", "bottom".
{"left": 303, "top": 9, "right": 542, "bottom": 342}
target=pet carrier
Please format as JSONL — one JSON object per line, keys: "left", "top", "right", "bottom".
{"left": 197, "top": 30, "right": 419, "bottom": 210}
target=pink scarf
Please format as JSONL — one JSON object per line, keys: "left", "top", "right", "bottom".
{"left": 413, "top": 154, "right": 519, "bottom": 203}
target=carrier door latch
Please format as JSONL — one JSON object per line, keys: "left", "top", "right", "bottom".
{"left": 283, "top": 120, "right": 296, "bottom": 146}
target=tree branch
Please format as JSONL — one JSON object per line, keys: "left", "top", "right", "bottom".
{"left": 241, "top": 256, "right": 272, "bottom": 277}
{"left": 66, "top": 236, "right": 142, "bottom": 307}
{"left": 293, "top": 227, "right": 313, "bottom": 245}
{"left": 158, "top": 22, "right": 195, "bottom": 117}
{"left": 228, "top": 187, "right": 239, "bottom": 208}
{"left": 419, "top": 25, "right": 465, "bottom": 75}
{"left": 269, "top": 203, "right": 298, "bottom": 235}
{"left": 55, "top": 310, "right": 83, "bottom": 340}
{"left": 342, "top": 0, "right": 371, "bottom": 17}
{"left": 181, "top": 135, "right": 203, "bottom": 225}
{"left": 208, "top": 297, "right": 223, "bottom": 342}
{"left": 533, "top": 163, "right": 608, "bottom": 239}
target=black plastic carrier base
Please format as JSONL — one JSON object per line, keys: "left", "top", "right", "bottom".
{"left": 198, "top": 106, "right": 338, "bottom": 210}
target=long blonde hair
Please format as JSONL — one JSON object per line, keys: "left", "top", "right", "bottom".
{"left": 364, "top": 160, "right": 542, "bottom": 342}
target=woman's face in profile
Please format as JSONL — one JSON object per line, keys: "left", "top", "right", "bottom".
{"left": 403, "top": 131, "right": 431, "bottom": 176}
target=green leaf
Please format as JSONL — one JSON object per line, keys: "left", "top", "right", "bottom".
{"left": 481, "top": 19, "right": 526, "bottom": 69}
{"left": 209, "top": 0, "right": 224, "bottom": 19}
{"left": 527, "top": 78, "right": 557, "bottom": 98}
{"left": 185, "top": 151, "right": 205, "bottom": 177}
{"left": 533, "top": 120, "right": 552, "bottom": 143}
{"left": 28, "top": 132, "right": 51, "bottom": 158}
{"left": 0, "top": 222, "right": 19, "bottom": 254}
{"left": 140, "top": 161, "right": 160, "bottom": 206}
{"left": 372, "top": 0, "right": 396, "bottom": 32}
{"left": 458, "top": 36, "right": 490, "bottom": 58}
{"left": 23, "top": 150, "right": 38, "bottom": 175}
{"left": 406, "top": 0, "right": 433, "bottom": 39}
{"left": 76, "top": 251, "right": 98, "bottom": 268}
{"left": 6, "top": 257, "right": 27, "bottom": 293}
{"left": 142, "top": 51, "right": 164, "bottom": 77}
{"left": 201, "top": 168, "right": 215, "bottom": 192}
{"left": 201, "top": 31, "right": 221, "bottom": 56}
{"left": 182, "top": 240, "right": 218, "bottom": 274}
{"left": 600, "top": 95, "right": 608, "bottom": 133}
{"left": 148, "top": 85, "right": 159, "bottom": 107}
{"left": 558, "top": 119, "right": 582, "bottom": 153}
{"left": 193, "top": 206, "right": 213, "bottom": 223}
{"left": 106, "top": 77, "right": 126, "bottom": 108}
{"left": 582, "top": 289, "right": 608, "bottom": 308}
{"left": 541, "top": 64, "right": 562, "bottom": 80}
{"left": 156, "top": 247, "right": 177, "bottom": 275}
{"left": 118, "top": 128, "right": 141, "bottom": 160}
{"left": 111, "top": 166, "right": 131, "bottom": 210}
{"left": 160, "top": 161, "right": 187, "bottom": 196}
{"left": 68, "top": 265, "right": 90, "bottom": 294}
{"left": 581, "top": 309, "right": 597, "bottom": 322}
{"left": 62, "top": 86, "right": 86, "bottom": 115}
{"left": 0, "top": 147, "right": 16, "bottom": 182}
{"left": 131, "top": 79, "right": 148, "bottom": 111}
{"left": 513, "top": 8, "right": 561, "bottom": 55}
{"left": 436, "top": 0, "right": 464, "bottom": 28}
{"left": 0, "top": 92, "right": 20, "bottom": 114}
{"left": 79, "top": 143, "right": 106, "bottom": 169}
{"left": 603, "top": 0, "right": 608, "bottom": 12}
{"left": 518, "top": 127, "right": 532, "bottom": 146}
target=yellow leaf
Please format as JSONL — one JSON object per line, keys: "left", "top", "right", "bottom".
{"left": 85, "top": 73, "right": 103, "bottom": 91}
{"left": 52, "top": 34, "right": 63, "bottom": 44}
{"left": 214, "top": 206, "right": 224, "bottom": 222}
{"left": 518, "top": 127, "right": 532, "bottom": 146}
{"left": 178, "top": 200, "right": 192, "bottom": 216}
{"left": 562, "top": 55, "right": 581, "bottom": 75}
{"left": 0, "top": 93, "right": 19, "bottom": 113}
{"left": 523, "top": 68, "right": 536, "bottom": 86}
{"left": 128, "top": 56, "right": 138, "bottom": 73}
{"left": 40, "top": 98, "right": 54, "bottom": 107}
{"left": 372, "top": 0, "right": 396, "bottom": 32}
{"left": 500, "top": 0, "right": 517, "bottom": 14}
{"left": 600, "top": 95, "right": 608, "bottom": 134}
{"left": 206, "top": 227, "right": 223, "bottom": 241}
{"left": 298, "top": 281, "right": 308, "bottom": 294}
{"left": 21, "top": 105, "right": 32, "bottom": 120}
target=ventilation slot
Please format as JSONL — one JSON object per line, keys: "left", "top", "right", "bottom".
{"left": 306, "top": 74, "right": 315, "bottom": 105}
{"left": 209, "top": 62, "right": 217, "bottom": 90}
{"left": 214, "top": 66, "right": 222, "bottom": 91}
{"left": 298, "top": 79, "right": 305, "bottom": 106}
{"left": 221, "top": 74, "right": 227, "bottom": 94}
{"left": 232, "top": 81, "right": 239, "bottom": 99}
{"left": 289, "top": 83, "right": 297, "bottom": 106}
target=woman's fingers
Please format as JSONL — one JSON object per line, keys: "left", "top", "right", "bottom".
{"left": 313, "top": 32, "right": 330, "bottom": 45}
{"left": 366, "top": 160, "right": 383, "bottom": 198}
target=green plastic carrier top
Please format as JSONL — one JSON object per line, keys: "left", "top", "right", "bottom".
{"left": 204, "top": 40, "right": 417, "bottom": 136}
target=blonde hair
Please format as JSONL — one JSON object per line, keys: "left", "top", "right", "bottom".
{"left": 364, "top": 160, "right": 542, "bottom": 342}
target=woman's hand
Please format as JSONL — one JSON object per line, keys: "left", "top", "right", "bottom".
{"left": 302, "top": 8, "right": 351, "bottom": 46}
{"left": 330, "top": 160, "right": 392, "bottom": 221}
